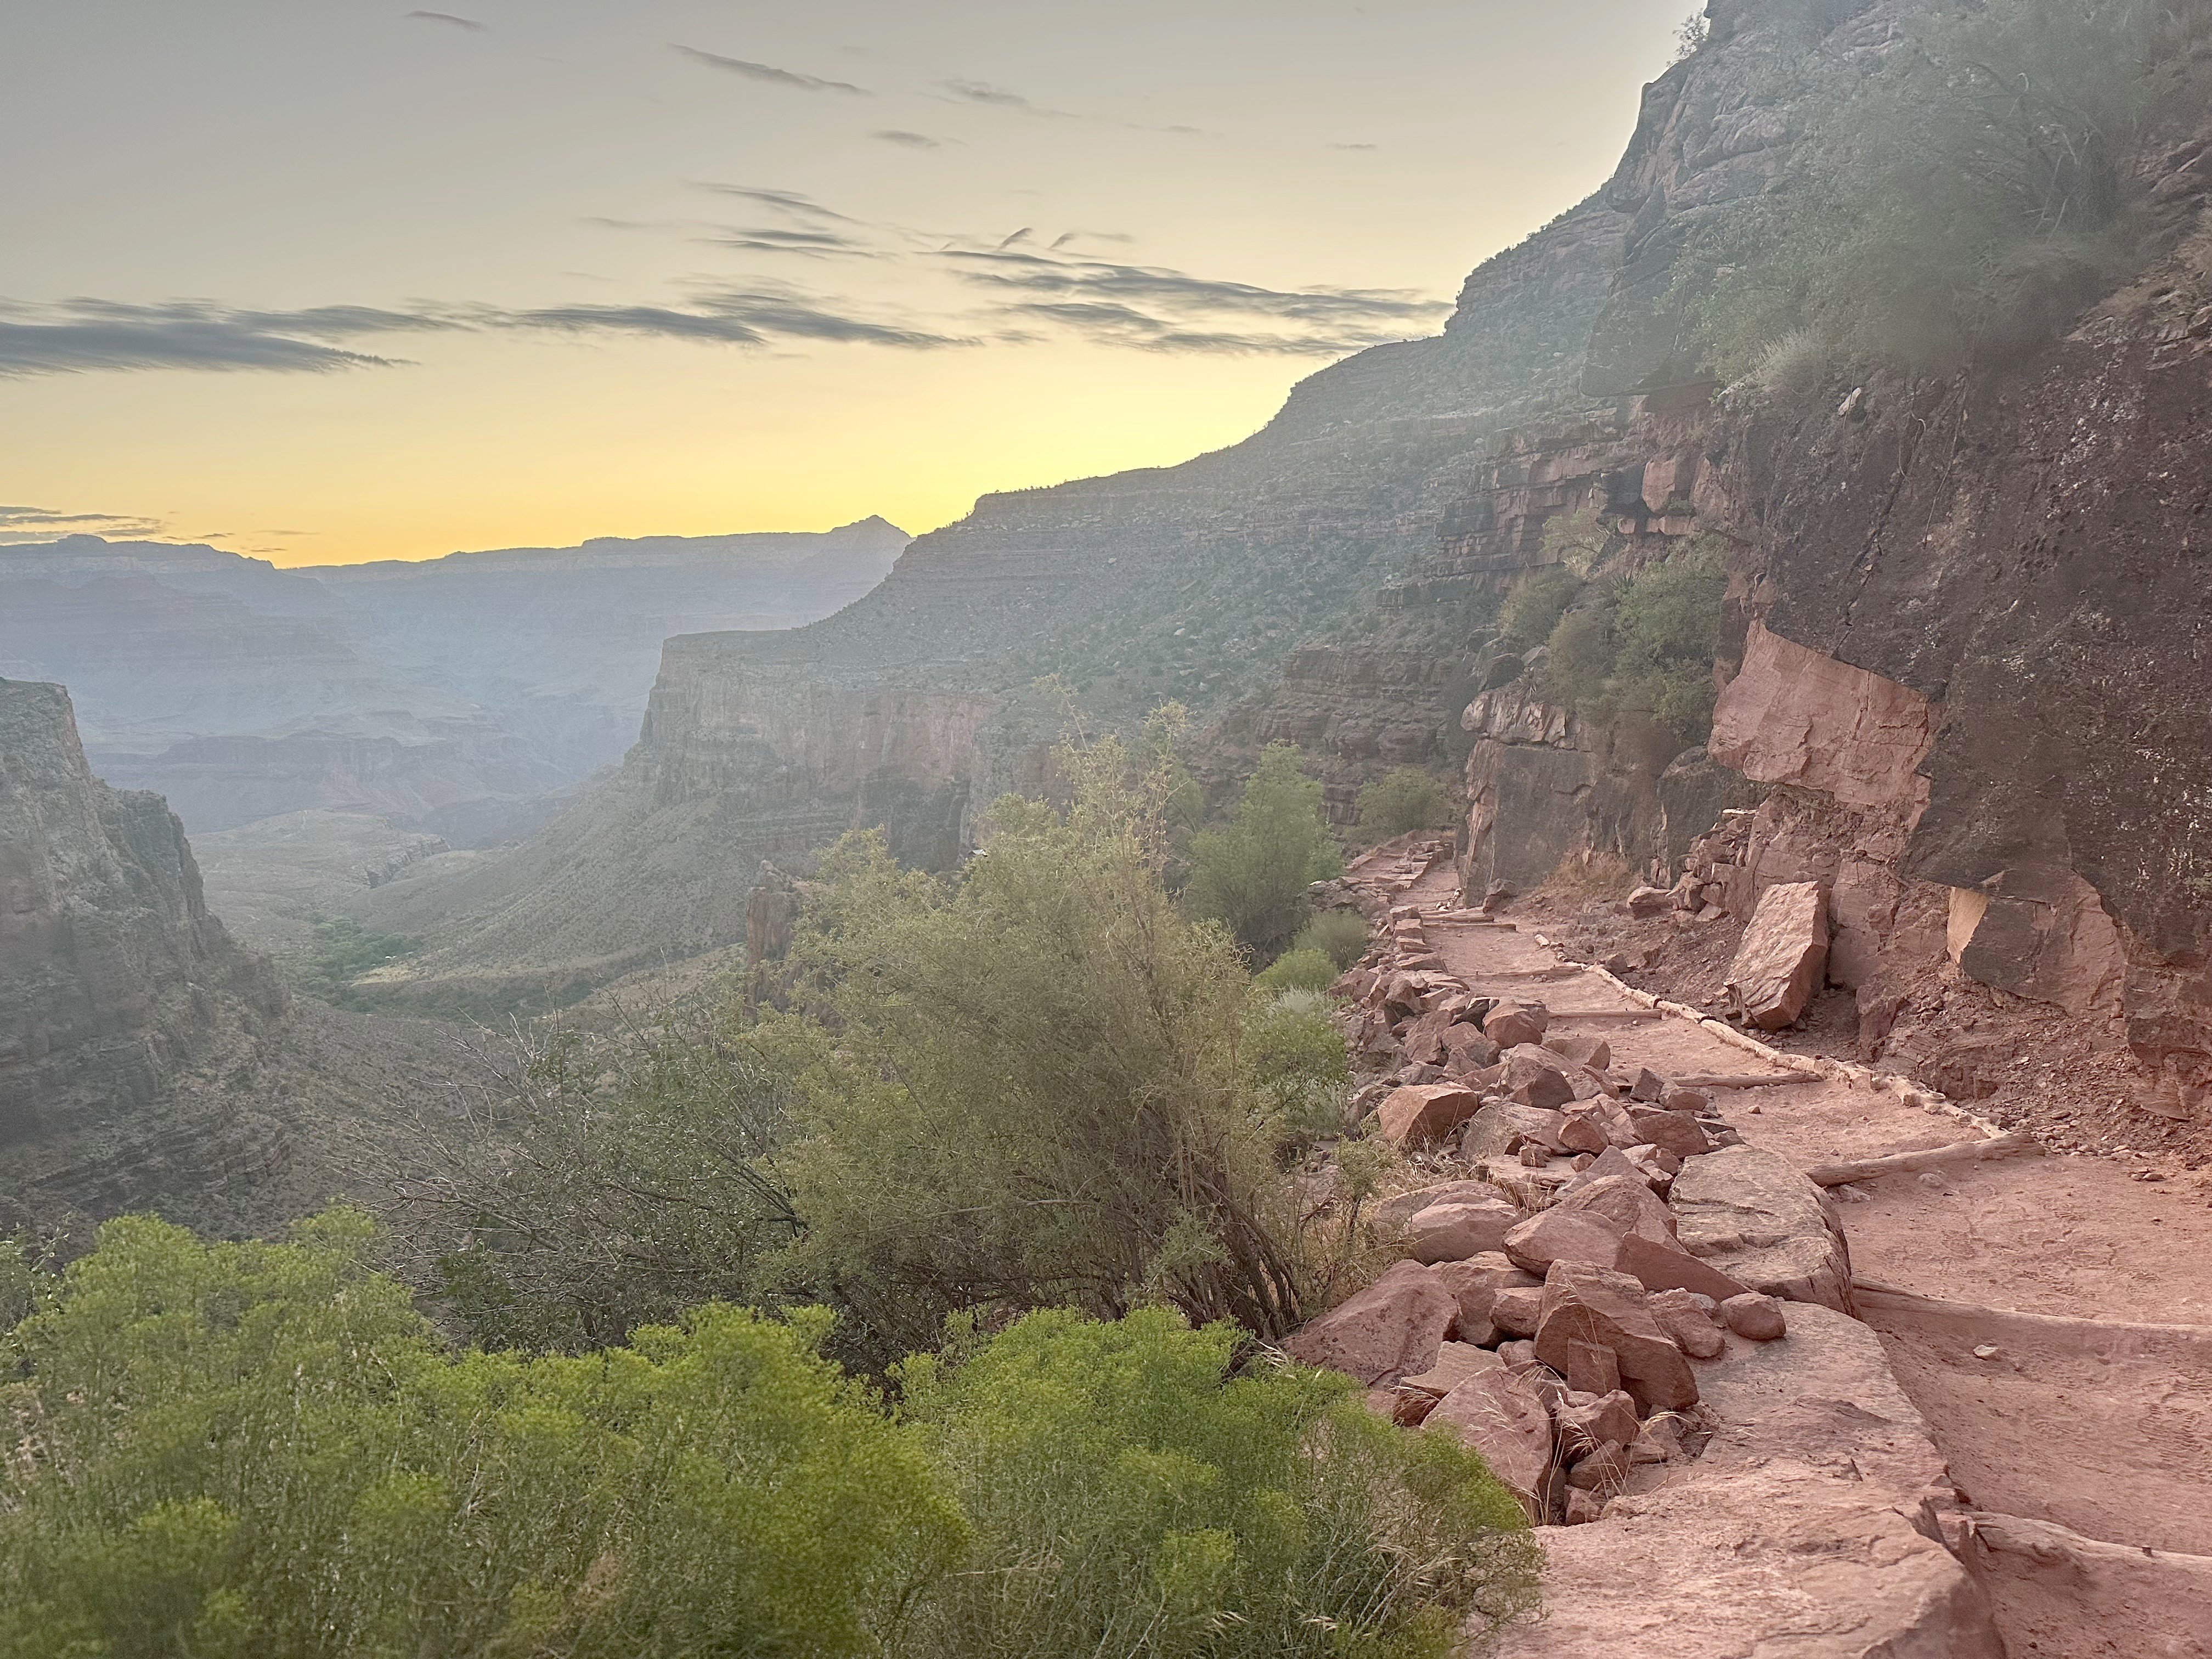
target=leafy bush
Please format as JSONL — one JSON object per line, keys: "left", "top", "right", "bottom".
{"left": 1695, "top": 0, "right": 2206, "bottom": 375}
{"left": 894, "top": 1308, "right": 1541, "bottom": 1659}
{"left": 1183, "top": 742, "right": 1342, "bottom": 952}
{"left": 1533, "top": 541, "right": 1726, "bottom": 743}
{"left": 1243, "top": 986, "right": 1352, "bottom": 1144}
{"left": 1293, "top": 907, "right": 1373, "bottom": 969}
{"left": 1355, "top": 767, "right": 1458, "bottom": 838}
{"left": 0, "top": 1214, "right": 965, "bottom": 1659}
{"left": 300, "top": 914, "right": 420, "bottom": 1006}
{"left": 1252, "top": 947, "right": 1339, "bottom": 994}
{"left": 387, "top": 1009, "right": 801, "bottom": 1351}
{"left": 1497, "top": 566, "right": 1583, "bottom": 652}
{"left": 778, "top": 740, "right": 1313, "bottom": 1359}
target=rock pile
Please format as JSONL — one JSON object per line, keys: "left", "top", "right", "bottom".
{"left": 1296, "top": 840, "right": 1873, "bottom": 1526}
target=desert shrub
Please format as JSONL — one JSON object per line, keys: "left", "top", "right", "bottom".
{"left": 300, "top": 913, "right": 420, "bottom": 1006}
{"left": 1252, "top": 946, "right": 1339, "bottom": 994}
{"left": 1183, "top": 742, "right": 1342, "bottom": 952}
{"left": 895, "top": 1307, "right": 1540, "bottom": 1659}
{"left": 385, "top": 1008, "right": 800, "bottom": 1351}
{"left": 1537, "top": 594, "right": 1620, "bottom": 710}
{"left": 1243, "top": 986, "right": 1352, "bottom": 1143}
{"left": 1609, "top": 546, "right": 1728, "bottom": 737}
{"left": 1356, "top": 766, "right": 1458, "bottom": 838}
{"left": 1293, "top": 906, "right": 1373, "bottom": 969}
{"left": 776, "top": 740, "right": 1313, "bottom": 1360}
{"left": 1497, "top": 565, "right": 1583, "bottom": 652}
{"left": 0, "top": 1213, "right": 965, "bottom": 1659}
{"left": 1696, "top": 0, "right": 2208, "bottom": 376}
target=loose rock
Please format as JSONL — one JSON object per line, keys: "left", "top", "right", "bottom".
{"left": 1646, "top": 1288, "right": 1727, "bottom": 1359}
{"left": 1403, "top": 1194, "right": 1527, "bottom": 1263}
{"left": 1375, "top": 1083, "right": 1485, "bottom": 1151}
{"left": 1425, "top": 1367, "right": 1555, "bottom": 1520}
{"left": 1535, "top": 1259, "right": 1700, "bottom": 1413}
{"left": 1282, "top": 1260, "right": 1459, "bottom": 1384}
{"left": 1503, "top": 1207, "right": 1625, "bottom": 1277}
{"left": 1723, "top": 880, "right": 1830, "bottom": 1030}
{"left": 1483, "top": 1001, "right": 1549, "bottom": 1047}
{"left": 1488, "top": 1284, "right": 1544, "bottom": 1338}
{"left": 1719, "top": 1292, "right": 1788, "bottom": 1341}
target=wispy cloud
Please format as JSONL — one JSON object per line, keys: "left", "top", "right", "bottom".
{"left": 0, "top": 300, "right": 455, "bottom": 377}
{"left": 0, "top": 505, "right": 167, "bottom": 545}
{"left": 672, "top": 46, "right": 868, "bottom": 94}
{"left": 686, "top": 182, "right": 868, "bottom": 225}
{"left": 939, "top": 78, "right": 1071, "bottom": 117}
{"left": 495, "top": 286, "right": 964, "bottom": 349}
{"left": 404, "top": 10, "right": 487, "bottom": 30}
{"left": 871, "top": 129, "right": 945, "bottom": 149}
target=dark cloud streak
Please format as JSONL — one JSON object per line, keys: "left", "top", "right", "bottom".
{"left": 672, "top": 46, "right": 868, "bottom": 94}
{"left": 404, "top": 10, "right": 487, "bottom": 30}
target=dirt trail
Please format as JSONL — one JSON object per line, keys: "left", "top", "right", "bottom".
{"left": 1400, "top": 862, "right": 2212, "bottom": 1647}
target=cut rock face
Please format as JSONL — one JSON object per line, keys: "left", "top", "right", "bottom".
{"left": 1534, "top": 1258, "right": 1700, "bottom": 1414}
{"left": 1282, "top": 1260, "right": 1458, "bottom": 1384}
{"left": 1724, "top": 879, "right": 1830, "bottom": 1030}
{"left": 1670, "top": 1146, "right": 1853, "bottom": 1313}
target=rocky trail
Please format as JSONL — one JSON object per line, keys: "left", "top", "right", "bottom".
{"left": 1306, "top": 837, "right": 2212, "bottom": 1657}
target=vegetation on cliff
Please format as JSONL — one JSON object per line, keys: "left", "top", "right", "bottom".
{"left": 1183, "top": 741, "right": 1343, "bottom": 951}
{"left": 1696, "top": 0, "right": 2211, "bottom": 376}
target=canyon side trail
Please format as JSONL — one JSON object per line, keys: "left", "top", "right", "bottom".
{"left": 1365, "top": 844, "right": 2212, "bottom": 1658}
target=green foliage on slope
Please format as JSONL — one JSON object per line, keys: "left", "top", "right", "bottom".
{"left": 299, "top": 913, "right": 421, "bottom": 1007}
{"left": 1696, "top": 0, "right": 2211, "bottom": 377}
{"left": 1355, "top": 767, "right": 1459, "bottom": 838}
{"left": 1183, "top": 742, "right": 1342, "bottom": 951}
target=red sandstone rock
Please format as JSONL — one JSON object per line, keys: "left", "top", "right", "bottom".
{"left": 1484, "top": 1002, "right": 1548, "bottom": 1047}
{"left": 1558, "top": 1172, "right": 1677, "bottom": 1245}
{"left": 1440, "top": 1023, "right": 1502, "bottom": 1070}
{"left": 1626, "top": 1103, "right": 1714, "bottom": 1158}
{"left": 1403, "top": 1194, "right": 1526, "bottom": 1263}
{"left": 1502, "top": 1207, "right": 1625, "bottom": 1277}
{"left": 1724, "top": 880, "right": 1830, "bottom": 1030}
{"left": 1616, "top": 1233, "right": 1753, "bottom": 1305}
{"left": 1369, "top": 1178, "right": 1510, "bottom": 1233}
{"left": 1282, "top": 1260, "right": 1458, "bottom": 1384}
{"left": 1488, "top": 1285, "right": 1544, "bottom": 1339}
{"left": 1534, "top": 1259, "right": 1700, "bottom": 1413}
{"left": 1398, "top": 1340, "right": 1504, "bottom": 1397}
{"left": 1556, "top": 1388, "right": 1641, "bottom": 1454}
{"left": 1425, "top": 1368, "right": 1555, "bottom": 1520}
{"left": 1646, "top": 1288, "right": 1727, "bottom": 1359}
{"left": 1375, "top": 1083, "right": 1483, "bottom": 1150}
{"left": 1565, "top": 1338, "right": 1622, "bottom": 1396}
{"left": 1720, "top": 1292, "right": 1789, "bottom": 1341}
{"left": 1559, "top": 1096, "right": 1640, "bottom": 1153}
{"left": 1544, "top": 1033, "right": 1612, "bottom": 1071}
{"left": 1430, "top": 1253, "right": 1541, "bottom": 1341}
{"left": 1501, "top": 1044, "right": 1576, "bottom": 1110}
{"left": 1566, "top": 1440, "right": 1632, "bottom": 1492}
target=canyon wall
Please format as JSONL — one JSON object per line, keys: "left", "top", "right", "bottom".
{"left": 0, "top": 678, "right": 289, "bottom": 1227}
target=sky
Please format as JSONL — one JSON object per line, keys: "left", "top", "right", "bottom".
{"left": 1, "top": 1, "right": 1689, "bottom": 566}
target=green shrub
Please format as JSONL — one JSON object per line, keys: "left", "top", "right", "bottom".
{"left": 388, "top": 1009, "right": 801, "bottom": 1352}
{"left": 1537, "top": 595, "right": 1619, "bottom": 710}
{"left": 1355, "top": 767, "right": 1458, "bottom": 838}
{"left": 1609, "top": 547, "right": 1728, "bottom": 737}
{"left": 778, "top": 740, "right": 1313, "bottom": 1359}
{"left": 1252, "top": 946, "right": 1339, "bottom": 994}
{"left": 1694, "top": 0, "right": 2205, "bottom": 375}
{"left": 1293, "top": 907, "right": 1373, "bottom": 969}
{"left": 300, "top": 914, "right": 420, "bottom": 1006}
{"left": 1497, "top": 566, "right": 1583, "bottom": 652}
{"left": 0, "top": 1213, "right": 965, "bottom": 1659}
{"left": 894, "top": 1308, "right": 1542, "bottom": 1659}
{"left": 1243, "top": 986, "right": 1352, "bottom": 1143}
{"left": 1183, "top": 743, "right": 1342, "bottom": 952}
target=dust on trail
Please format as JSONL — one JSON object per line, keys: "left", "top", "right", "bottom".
{"left": 1400, "top": 861, "right": 2212, "bottom": 1566}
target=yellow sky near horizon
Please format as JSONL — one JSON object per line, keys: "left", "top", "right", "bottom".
{"left": 1, "top": 0, "right": 1690, "bottom": 566}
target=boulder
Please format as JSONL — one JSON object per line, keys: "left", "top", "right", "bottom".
{"left": 1282, "top": 1260, "right": 1458, "bottom": 1384}
{"left": 1661, "top": 1086, "right": 1709, "bottom": 1115}
{"left": 1564, "top": 1144, "right": 1663, "bottom": 1190}
{"left": 1627, "top": 884, "right": 1672, "bottom": 918}
{"left": 1534, "top": 1259, "right": 1700, "bottom": 1413}
{"left": 1430, "top": 1253, "right": 1541, "bottom": 1340}
{"left": 1461, "top": 1100, "right": 1570, "bottom": 1161}
{"left": 1502, "top": 1207, "right": 1624, "bottom": 1277}
{"left": 1558, "top": 1096, "right": 1640, "bottom": 1153}
{"left": 1564, "top": 1338, "right": 1622, "bottom": 1396}
{"left": 1621, "top": 1144, "right": 1680, "bottom": 1187}
{"left": 1425, "top": 1368, "right": 1555, "bottom": 1520}
{"left": 1397, "top": 1008, "right": 1454, "bottom": 1066}
{"left": 1501, "top": 1045, "right": 1576, "bottom": 1110}
{"left": 1562, "top": 1487, "right": 1606, "bottom": 1525}
{"left": 1720, "top": 1292, "right": 1788, "bottom": 1341}
{"left": 1558, "top": 1173, "right": 1677, "bottom": 1245}
{"left": 1403, "top": 1194, "right": 1526, "bottom": 1263}
{"left": 1488, "top": 1285, "right": 1544, "bottom": 1338}
{"left": 1669, "top": 1146, "right": 1853, "bottom": 1312}
{"left": 1398, "top": 1340, "right": 1503, "bottom": 1397}
{"left": 1628, "top": 1066, "right": 1669, "bottom": 1102}
{"left": 1626, "top": 1103, "right": 1714, "bottom": 1158}
{"left": 1646, "top": 1288, "right": 1726, "bottom": 1359}
{"left": 1483, "top": 1002, "right": 1548, "bottom": 1047}
{"left": 1370, "top": 1178, "right": 1512, "bottom": 1234}
{"left": 1566, "top": 1440, "right": 1632, "bottom": 1492}
{"left": 1556, "top": 1387, "right": 1640, "bottom": 1454}
{"left": 1375, "top": 1083, "right": 1485, "bottom": 1150}
{"left": 1543, "top": 1033, "right": 1612, "bottom": 1071}
{"left": 1723, "top": 880, "right": 1830, "bottom": 1030}
{"left": 1616, "top": 1233, "right": 1754, "bottom": 1304}
{"left": 1439, "top": 1023, "right": 1501, "bottom": 1071}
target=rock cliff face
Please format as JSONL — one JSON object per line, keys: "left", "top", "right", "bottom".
{"left": 0, "top": 679, "right": 288, "bottom": 1226}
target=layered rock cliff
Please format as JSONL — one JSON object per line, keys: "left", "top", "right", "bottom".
{"left": 0, "top": 679, "right": 287, "bottom": 1227}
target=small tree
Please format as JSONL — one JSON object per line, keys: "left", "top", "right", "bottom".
{"left": 1183, "top": 743, "right": 1341, "bottom": 951}
{"left": 1356, "top": 768, "right": 1458, "bottom": 838}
